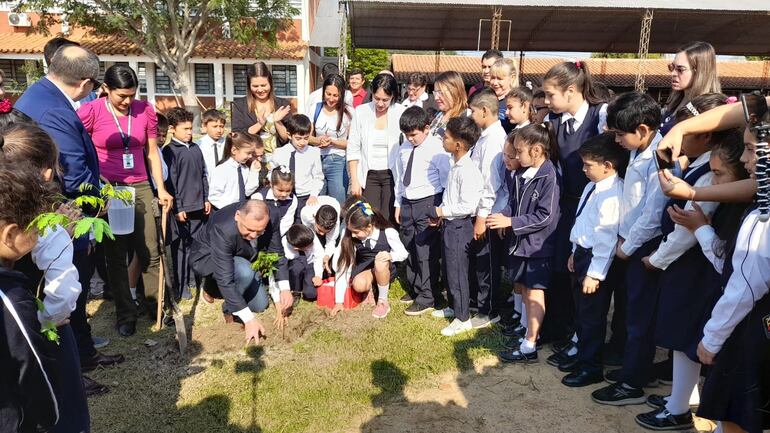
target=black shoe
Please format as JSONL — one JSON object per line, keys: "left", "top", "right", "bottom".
{"left": 557, "top": 356, "right": 580, "bottom": 373}
{"left": 604, "top": 368, "right": 658, "bottom": 387}
{"left": 117, "top": 322, "right": 136, "bottom": 337}
{"left": 504, "top": 336, "right": 542, "bottom": 350}
{"left": 602, "top": 349, "right": 624, "bottom": 367}
{"left": 546, "top": 350, "right": 572, "bottom": 367}
{"left": 399, "top": 293, "right": 413, "bottom": 305}
{"left": 80, "top": 351, "right": 125, "bottom": 372}
{"left": 591, "top": 382, "right": 646, "bottom": 406}
{"left": 512, "top": 324, "right": 526, "bottom": 337}
{"left": 82, "top": 375, "right": 109, "bottom": 397}
{"left": 646, "top": 394, "right": 668, "bottom": 410}
{"left": 498, "top": 322, "right": 519, "bottom": 337}
{"left": 635, "top": 407, "right": 693, "bottom": 431}
{"left": 511, "top": 311, "right": 522, "bottom": 325}
{"left": 653, "top": 359, "right": 673, "bottom": 385}
{"left": 562, "top": 368, "right": 604, "bottom": 387}
{"left": 551, "top": 339, "right": 574, "bottom": 354}
{"left": 404, "top": 302, "right": 433, "bottom": 316}
{"left": 498, "top": 348, "right": 538, "bottom": 364}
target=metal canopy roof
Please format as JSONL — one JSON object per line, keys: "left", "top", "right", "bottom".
{"left": 347, "top": 0, "right": 770, "bottom": 55}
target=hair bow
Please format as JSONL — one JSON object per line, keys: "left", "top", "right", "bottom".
{"left": 726, "top": 96, "right": 739, "bottom": 104}
{"left": 574, "top": 61, "right": 583, "bottom": 69}
{"left": 279, "top": 165, "right": 291, "bottom": 174}
{"left": 354, "top": 200, "right": 374, "bottom": 216}
{"left": 685, "top": 102, "right": 700, "bottom": 117}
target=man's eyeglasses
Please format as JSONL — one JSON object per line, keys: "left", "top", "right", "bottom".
{"left": 667, "top": 63, "right": 693, "bottom": 74}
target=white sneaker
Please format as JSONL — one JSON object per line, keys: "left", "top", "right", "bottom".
{"left": 441, "top": 318, "right": 473, "bottom": 337}
{"left": 470, "top": 314, "right": 501, "bottom": 329}
{"left": 431, "top": 307, "right": 455, "bottom": 319}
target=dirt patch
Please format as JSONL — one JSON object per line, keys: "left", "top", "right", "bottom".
{"left": 350, "top": 357, "right": 715, "bottom": 433}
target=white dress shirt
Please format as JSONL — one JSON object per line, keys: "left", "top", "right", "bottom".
{"left": 312, "top": 108, "right": 351, "bottom": 157}
{"left": 254, "top": 188, "right": 297, "bottom": 239}
{"left": 401, "top": 91, "right": 429, "bottom": 108}
{"left": 32, "top": 226, "right": 81, "bottom": 325}
{"left": 300, "top": 195, "right": 341, "bottom": 259}
{"left": 198, "top": 134, "right": 226, "bottom": 184}
{"left": 618, "top": 132, "right": 668, "bottom": 257}
{"left": 359, "top": 227, "right": 409, "bottom": 263}
{"left": 207, "top": 157, "right": 261, "bottom": 209}
{"left": 269, "top": 144, "right": 324, "bottom": 197}
{"left": 649, "top": 152, "right": 718, "bottom": 270}
{"left": 394, "top": 134, "right": 450, "bottom": 206}
{"left": 282, "top": 235, "right": 325, "bottom": 279}
{"left": 694, "top": 225, "right": 725, "bottom": 274}
{"left": 553, "top": 100, "right": 608, "bottom": 135}
{"left": 470, "top": 120, "right": 508, "bottom": 217}
{"left": 570, "top": 174, "right": 623, "bottom": 281}
{"left": 440, "top": 152, "right": 484, "bottom": 220}
{"left": 305, "top": 88, "right": 354, "bottom": 114}
{"left": 701, "top": 209, "right": 770, "bottom": 353}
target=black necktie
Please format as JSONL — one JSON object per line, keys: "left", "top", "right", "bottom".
{"left": 289, "top": 150, "right": 296, "bottom": 175}
{"left": 403, "top": 147, "right": 416, "bottom": 187}
{"left": 213, "top": 141, "right": 219, "bottom": 165}
{"left": 575, "top": 184, "right": 596, "bottom": 218}
{"left": 237, "top": 165, "right": 246, "bottom": 202}
{"left": 566, "top": 118, "right": 576, "bottom": 135}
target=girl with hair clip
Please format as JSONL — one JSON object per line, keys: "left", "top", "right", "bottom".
{"left": 656, "top": 96, "right": 770, "bottom": 433}
{"left": 488, "top": 58, "right": 520, "bottom": 134}
{"left": 505, "top": 86, "right": 535, "bottom": 131}
{"left": 208, "top": 131, "right": 265, "bottom": 210}
{"left": 633, "top": 94, "right": 745, "bottom": 431}
{"left": 429, "top": 71, "right": 470, "bottom": 137}
{"left": 335, "top": 201, "right": 408, "bottom": 319}
{"left": 488, "top": 122, "right": 561, "bottom": 363}
{"left": 541, "top": 60, "right": 609, "bottom": 346}
{"left": 660, "top": 41, "right": 721, "bottom": 136}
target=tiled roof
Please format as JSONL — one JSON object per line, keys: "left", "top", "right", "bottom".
{"left": 0, "top": 32, "right": 307, "bottom": 60}
{"left": 392, "top": 54, "right": 770, "bottom": 90}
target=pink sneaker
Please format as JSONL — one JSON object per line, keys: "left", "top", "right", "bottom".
{"left": 372, "top": 301, "right": 390, "bottom": 319}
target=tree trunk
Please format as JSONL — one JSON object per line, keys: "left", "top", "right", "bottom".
{"left": 173, "top": 63, "right": 202, "bottom": 129}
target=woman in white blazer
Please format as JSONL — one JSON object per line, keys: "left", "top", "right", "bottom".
{"left": 347, "top": 73, "right": 406, "bottom": 223}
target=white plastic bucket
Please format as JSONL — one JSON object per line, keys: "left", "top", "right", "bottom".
{"left": 107, "top": 186, "right": 136, "bottom": 235}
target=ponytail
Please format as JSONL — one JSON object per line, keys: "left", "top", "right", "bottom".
{"left": 543, "top": 61, "right": 606, "bottom": 105}
{"left": 219, "top": 131, "right": 262, "bottom": 165}
{"left": 336, "top": 200, "right": 390, "bottom": 274}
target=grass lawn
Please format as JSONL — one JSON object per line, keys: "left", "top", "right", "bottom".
{"left": 85, "top": 280, "right": 506, "bottom": 433}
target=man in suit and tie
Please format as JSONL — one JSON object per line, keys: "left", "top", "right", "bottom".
{"left": 14, "top": 43, "right": 113, "bottom": 431}
{"left": 191, "top": 199, "right": 276, "bottom": 343}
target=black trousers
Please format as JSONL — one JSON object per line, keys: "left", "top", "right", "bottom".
{"left": 443, "top": 217, "right": 473, "bottom": 322}
{"left": 620, "top": 236, "right": 662, "bottom": 389}
{"left": 170, "top": 209, "right": 207, "bottom": 300}
{"left": 287, "top": 254, "right": 318, "bottom": 300}
{"left": 71, "top": 249, "right": 96, "bottom": 359}
{"left": 468, "top": 220, "right": 496, "bottom": 316}
{"left": 572, "top": 247, "right": 623, "bottom": 372}
{"left": 400, "top": 194, "right": 442, "bottom": 307}
{"left": 363, "top": 169, "right": 396, "bottom": 225}
{"left": 54, "top": 325, "right": 91, "bottom": 433}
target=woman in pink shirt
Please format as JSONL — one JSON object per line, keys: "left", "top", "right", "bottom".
{"left": 78, "top": 64, "right": 172, "bottom": 336}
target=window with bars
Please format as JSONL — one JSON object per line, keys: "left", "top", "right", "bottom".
{"left": 137, "top": 62, "right": 147, "bottom": 93}
{"left": 233, "top": 64, "right": 248, "bottom": 96}
{"left": 194, "top": 63, "right": 215, "bottom": 95}
{"left": 0, "top": 59, "right": 30, "bottom": 87}
{"left": 155, "top": 67, "right": 173, "bottom": 94}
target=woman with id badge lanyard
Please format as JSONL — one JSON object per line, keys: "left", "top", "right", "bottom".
{"left": 78, "top": 64, "right": 172, "bottom": 337}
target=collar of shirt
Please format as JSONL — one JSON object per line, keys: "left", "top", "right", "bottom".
{"left": 223, "top": 157, "right": 246, "bottom": 170}
{"left": 594, "top": 173, "right": 619, "bottom": 193}
{"left": 560, "top": 100, "right": 589, "bottom": 125}
{"left": 200, "top": 135, "right": 225, "bottom": 147}
{"left": 521, "top": 166, "right": 539, "bottom": 181}
{"left": 451, "top": 152, "right": 473, "bottom": 168}
{"left": 364, "top": 227, "right": 381, "bottom": 244}
{"left": 291, "top": 144, "right": 309, "bottom": 154}
{"left": 689, "top": 151, "right": 712, "bottom": 170}
{"left": 480, "top": 120, "right": 503, "bottom": 138}
{"left": 170, "top": 137, "right": 191, "bottom": 148}
{"left": 49, "top": 78, "right": 78, "bottom": 110}
{"left": 631, "top": 131, "right": 663, "bottom": 163}
{"left": 514, "top": 120, "right": 531, "bottom": 129}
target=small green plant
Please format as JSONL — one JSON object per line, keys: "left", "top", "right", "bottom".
{"left": 251, "top": 252, "right": 280, "bottom": 278}
{"left": 27, "top": 182, "right": 133, "bottom": 344}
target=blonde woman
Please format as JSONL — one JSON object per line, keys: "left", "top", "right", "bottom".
{"left": 489, "top": 58, "right": 520, "bottom": 133}
{"left": 660, "top": 41, "right": 721, "bottom": 136}
{"left": 429, "top": 71, "right": 469, "bottom": 137}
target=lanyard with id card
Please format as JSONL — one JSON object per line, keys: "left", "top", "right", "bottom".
{"left": 106, "top": 99, "right": 134, "bottom": 170}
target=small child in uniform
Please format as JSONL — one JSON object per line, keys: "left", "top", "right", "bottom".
{"left": 208, "top": 132, "right": 264, "bottom": 210}
{"left": 283, "top": 224, "right": 324, "bottom": 302}
{"left": 198, "top": 108, "right": 227, "bottom": 187}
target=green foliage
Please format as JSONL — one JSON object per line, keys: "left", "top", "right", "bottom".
{"left": 3, "top": 60, "right": 44, "bottom": 94}
{"left": 326, "top": 27, "right": 390, "bottom": 81}
{"left": 746, "top": 56, "right": 770, "bottom": 61}
{"left": 252, "top": 252, "right": 280, "bottom": 277}
{"left": 41, "top": 322, "right": 60, "bottom": 344}
{"left": 27, "top": 213, "right": 71, "bottom": 235}
{"left": 591, "top": 52, "right": 663, "bottom": 59}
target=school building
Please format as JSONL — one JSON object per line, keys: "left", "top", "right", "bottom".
{"left": 391, "top": 54, "right": 770, "bottom": 100}
{"left": 0, "top": 0, "right": 345, "bottom": 112}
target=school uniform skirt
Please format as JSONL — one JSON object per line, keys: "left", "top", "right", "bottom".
{"left": 507, "top": 255, "right": 552, "bottom": 290}
{"left": 697, "top": 292, "right": 770, "bottom": 432}
{"left": 350, "top": 250, "right": 397, "bottom": 283}
{"left": 654, "top": 247, "right": 722, "bottom": 362}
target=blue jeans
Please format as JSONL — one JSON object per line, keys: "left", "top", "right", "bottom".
{"left": 320, "top": 154, "right": 347, "bottom": 204}
{"left": 231, "top": 256, "right": 269, "bottom": 314}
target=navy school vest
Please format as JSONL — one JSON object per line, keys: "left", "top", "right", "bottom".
{"left": 552, "top": 104, "right": 603, "bottom": 198}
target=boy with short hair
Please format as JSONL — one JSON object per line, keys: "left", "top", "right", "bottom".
{"left": 283, "top": 224, "right": 324, "bottom": 302}
{"left": 198, "top": 109, "right": 227, "bottom": 186}
{"left": 395, "top": 106, "right": 450, "bottom": 315}
{"left": 560, "top": 133, "right": 626, "bottom": 388}
{"left": 429, "top": 116, "right": 483, "bottom": 337}
{"left": 591, "top": 92, "right": 667, "bottom": 406}
{"left": 466, "top": 88, "right": 508, "bottom": 329}
{"left": 270, "top": 114, "right": 324, "bottom": 219}
{"left": 300, "top": 198, "right": 341, "bottom": 274}
{"left": 162, "top": 107, "right": 211, "bottom": 299}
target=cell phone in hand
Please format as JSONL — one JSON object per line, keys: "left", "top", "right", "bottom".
{"left": 655, "top": 147, "right": 674, "bottom": 171}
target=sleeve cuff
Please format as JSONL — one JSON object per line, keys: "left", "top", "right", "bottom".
{"left": 585, "top": 270, "right": 606, "bottom": 282}
{"left": 648, "top": 253, "right": 668, "bottom": 271}
{"left": 476, "top": 209, "right": 490, "bottom": 218}
{"left": 278, "top": 280, "right": 291, "bottom": 292}
{"left": 701, "top": 336, "right": 722, "bottom": 355}
{"left": 234, "top": 307, "right": 256, "bottom": 324}
{"left": 620, "top": 242, "right": 637, "bottom": 257}
{"left": 694, "top": 225, "right": 715, "bottom": 244}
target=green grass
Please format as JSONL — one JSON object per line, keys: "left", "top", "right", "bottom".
{"left": 86, "top": 281, "right": 505, "bottom": 433}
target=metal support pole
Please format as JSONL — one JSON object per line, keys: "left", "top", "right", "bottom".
{"left": 635, "top": 9, "right": 654, "bottom": 92}
{"left": 338, "top": 1, "right": 348, "bottom": 76}
{"left": 490, "top": 6, "right": 502, "bottom": 50}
